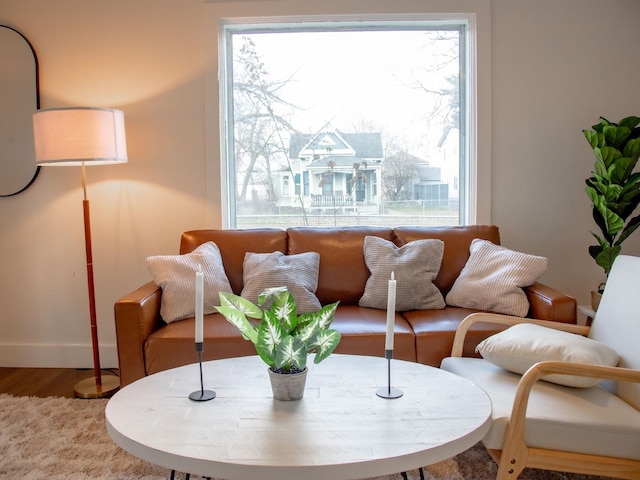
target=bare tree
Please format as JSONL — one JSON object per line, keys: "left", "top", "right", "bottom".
{"left": 233, "top": 36, "right": 299, "bottom": 202}
{"left": 412, "top": 31, "right": 460, "bottom": 137}
{"left": 383, "top": 151, "right": 421, "bottom": 201}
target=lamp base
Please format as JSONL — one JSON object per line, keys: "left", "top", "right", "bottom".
{"left": 74, "top": 374, "right": 120, "bottom": 399}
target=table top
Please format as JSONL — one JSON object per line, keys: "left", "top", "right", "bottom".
{"left": 106, "top": 354, "right": 491, "bottom": 480}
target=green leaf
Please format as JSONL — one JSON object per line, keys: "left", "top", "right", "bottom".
{"left": 583, "top": 130, "right": 603, "bottom": 149}
{"left": 595, "top": 245, "right": 621, "bottom": 276}
{"left": 623, "top": 137, "right": 640, "bottom": 161}
{"left": 218, "top": 291, "right": 262, "bottom": 319}
{"left": 257, "top": 286, "right": 288, "bottom": 306}
{"left": 298, "top": 301, "right": 339, "bottom": 329}
{"left": 255, "top": 342, "right": 276, "bottom": 368}
{"left": 257, "top": 310, "right": 286, "bottom": 361}
{"left": 215, "top": 305, "right": 259, "bottom": 344}
{"left": 588, "top": 243, "right": 602, "bottom": 262}
{"left": 271, "top": 291, "right": 297, "bottom": 331}
{"left": 603, "top": 125, "right": 631, "bottom": 150}
{"left": 295, "top": 316, "right": 322, "bottom": 344}
{"left": 618, "top": 116, "right": 640, "bottom": 130}
{"left": 598, "top": 146, "right": 623, "bottom": 169}
{"left": 275, "top": 335, "right": 307, "bottom": 371}
{"left": 592, "top": 117, "right": 610, "bottom": 134}
{"left": 616, "top": 214, "right": 640, "bottom": 245}
{"left": 587, "top": 188, "right": 625, "bottom": 235}
{"left": 309, "top": 329, "right": 341, "bottom": 364}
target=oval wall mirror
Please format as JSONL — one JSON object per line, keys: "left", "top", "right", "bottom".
{"left": 0, "top": 25, "right": 40, "bottom": 197}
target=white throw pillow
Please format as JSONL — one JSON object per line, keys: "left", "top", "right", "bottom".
{"left": 146, "top": 241, "right": 232, "bottom": 323}
{"left": 476, "top": 323, "right": 620, "bottom": 388}
{"left": 241, "top": 251, "right": 321, "bottom": 314}
{"left": 445, "top": 238, "right": 547, "bottom": 317}
{"left": 359, "top": 236, "right": 445, "bottom": 311}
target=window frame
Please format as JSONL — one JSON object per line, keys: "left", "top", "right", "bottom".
{"left": 204, "top": 2, "right": 491, "bottom": 229}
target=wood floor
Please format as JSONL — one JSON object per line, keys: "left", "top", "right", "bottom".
{"left": 0, "top": 368, "right": 120, "bottom": 398}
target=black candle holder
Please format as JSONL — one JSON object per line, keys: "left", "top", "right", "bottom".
{"left": 376, "top": 349, "right": 403, "bottom": 399}
{"left": 189, "top": 342, "right": 216, "bottom": 402}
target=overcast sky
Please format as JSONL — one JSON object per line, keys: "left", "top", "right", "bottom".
{"left": 233, "top": 29, "right": 459, "bottom": 163}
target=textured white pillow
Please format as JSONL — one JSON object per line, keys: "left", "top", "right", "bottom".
{"left": 476, "top": 323, "right": 620, "bottom": 388}
{"left": 445, "top": 239, "right": 547, "bottom": 317}
{"left": 241, "top": 251, "right": 321, "bottom": 314}
{"left": 359, "top": 236, "right": 445, "bottom": 311}
{"left": 146, "top": 242, "right": 232, "bottom": 323}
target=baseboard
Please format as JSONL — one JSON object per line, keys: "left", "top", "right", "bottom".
{"left": 0, "top": 343, "right": 119, "bottom": 369}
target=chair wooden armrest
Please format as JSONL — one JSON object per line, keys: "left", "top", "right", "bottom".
{"left": 450, "top": 312, "right": 591, "bottom": 357}
{"left": 496, "top": 361, "right": 640, "bottom": 480}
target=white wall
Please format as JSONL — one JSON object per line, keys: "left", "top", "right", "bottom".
{"left": 491, "top": 0, "right": 640, "bottom": 310}
{"left": 0, "top": 0, "right": 638, "bottom": 367}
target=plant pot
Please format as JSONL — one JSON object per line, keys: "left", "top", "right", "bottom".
{"left": 591, "top": 290, "right": 602, "bottom": 311}
{"left": 268, "top": 367, "right": 308, "bottom": 401}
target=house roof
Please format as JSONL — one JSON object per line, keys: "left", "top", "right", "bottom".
{"left": 384, "top": 150, "right": 429, "bottom": 165}
{"left": 289, "top": 130, "right": 383, "bottom": 159}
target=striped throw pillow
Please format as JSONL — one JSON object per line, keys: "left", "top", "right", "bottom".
{"left": 445, "top": 239, "right": 547, "bottom": 317}
{"left": 359, "top": 236, "right": 445, "bottom": 311}
{"left": 241, "top": 251, "right": 321, "bottom": 314}
{"left": 146, "top": 241, "right": 232, "bottom": 323}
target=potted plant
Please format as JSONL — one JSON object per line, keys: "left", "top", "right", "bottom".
{"left": 584, "top": 115, "right": 640, "bottom": 308}
{"left": 215, "top": 286, "right": 341, "bottom": 400}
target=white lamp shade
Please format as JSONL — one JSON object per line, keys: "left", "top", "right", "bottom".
{"left": 32, "top": 107, "right": 128, "bottom": 166}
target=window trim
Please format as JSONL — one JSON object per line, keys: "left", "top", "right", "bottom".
{"left": 204, "top": 1, "right": 491, "bottom": 228}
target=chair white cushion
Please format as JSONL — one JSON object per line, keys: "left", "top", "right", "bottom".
{"left": 146, "top": 241, "right": 232, "bottom": 323}
{"left": 359, "top": 236, "right": 445, "bottom": 311}
{"left": 441, "top": 356, "right": 640, "bottom": 461}
{"left": 241, "top": 251, "right": 321, "bottom": 314}
{"left": 445, "top": 239, "right": 547, "bottom": 317}
{"left": 476, "top": 323, "right": 619, "bottom": 388}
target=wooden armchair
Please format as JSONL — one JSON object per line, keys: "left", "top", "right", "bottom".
{"left": 441, "top": 255, "right": 640, "bottom": 479}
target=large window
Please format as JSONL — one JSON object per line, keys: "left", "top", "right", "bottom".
{"left": 220, "top": 18, "right": 475, "bottom": 228}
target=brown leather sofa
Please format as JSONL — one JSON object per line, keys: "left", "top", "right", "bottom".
{"left": 114, "top": 225, "right": 577, "bottom": 387}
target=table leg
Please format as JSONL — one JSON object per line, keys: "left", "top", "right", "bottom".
{"left": 401, "top": 467, "right": 425, "bottom": 480}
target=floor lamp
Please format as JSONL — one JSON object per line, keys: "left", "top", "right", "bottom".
{"left": 32, "top": 107, "right": 127, "bottom": 399}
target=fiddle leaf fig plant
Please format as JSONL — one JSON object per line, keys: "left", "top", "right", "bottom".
{"left": 215, "top": 287, "right": 341, "bottom": 373}
{"left": 584, "top": 115, "right": 640, "bottom": 281}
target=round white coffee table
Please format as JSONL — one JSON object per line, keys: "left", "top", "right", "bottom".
{"left": 106, "top": 354, "right": 491, "bottom": 480}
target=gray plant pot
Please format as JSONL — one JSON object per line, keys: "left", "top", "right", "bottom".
{"left": 268, "top": 367, "right": 308, "bottom": 401}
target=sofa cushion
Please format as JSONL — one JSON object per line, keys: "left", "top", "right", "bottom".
{"left": 287, "top": 226, "right": 394, "bottom": 305}
{"left": 476, "top": 323, "right": 619, "bottom": 388}
{"left": 241, "top": 251, "right": 321, "bottom": 313}
{"left": 445, "top": 239, "right": 547, "bottom": 317}
{"left": 146, "top": 241, "right": 232, "bottom": 323}
{"left": 330, "top": 305, "right": 417, "bottom": 362}
{"left": 359, "top": 236, "right": 445, "bottom": 311}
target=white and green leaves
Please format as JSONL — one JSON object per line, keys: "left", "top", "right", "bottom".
{"left": 216, "top": 288, "right": 341, "bottom": 372}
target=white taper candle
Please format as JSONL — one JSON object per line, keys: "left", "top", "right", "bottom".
{"left": 195, "top": 264, "right": 204, "bottom": 343}
{"left": 385, "top": 271, "right": 396, "bottom": 350}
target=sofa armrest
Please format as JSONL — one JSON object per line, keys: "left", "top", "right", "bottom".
{"left": 114, "top": 281, "right": 163, "bottom": 387}
{"left": 525, "top": 281, "right": 577, "bottom": 324}
{"left": 450, "top": 312, "right": 590, "bottom": 357}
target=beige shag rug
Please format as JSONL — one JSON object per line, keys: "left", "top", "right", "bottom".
{"left": 0, "top": 394, "right": 614, "bottom": 480}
